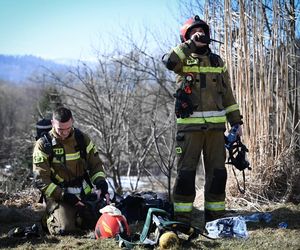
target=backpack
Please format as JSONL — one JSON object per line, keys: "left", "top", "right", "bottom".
{"left": 115, "top": 191, "right": 174, "bottom": 224}
{"left": 35, "top": 118, "right": 52, "bottom": 141}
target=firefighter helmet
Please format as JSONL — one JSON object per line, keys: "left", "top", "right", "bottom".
{"left": 180, "top": 15, "right": 210, "bottom": 42}
{"left": 95, "top": 213, "right": 130, "bottom": 239}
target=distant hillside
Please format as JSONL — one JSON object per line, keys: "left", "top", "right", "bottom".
{"left": 0, "top": 55, "right": 67, "bottom": 84}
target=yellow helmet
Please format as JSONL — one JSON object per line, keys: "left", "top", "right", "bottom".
{"left": 159, "top": 231, "right": 179, "bottom": 249}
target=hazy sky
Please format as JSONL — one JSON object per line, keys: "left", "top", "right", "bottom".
{"left": 0, "top": 0, "right": 181, "bottom": 60}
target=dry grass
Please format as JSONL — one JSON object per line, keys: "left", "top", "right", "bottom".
{"left": 1, "top": 188, "right": 300, "bottom": 250}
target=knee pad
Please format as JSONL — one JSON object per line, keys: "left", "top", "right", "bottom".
{"left": 209, "top": 169, "right": 227, "bottom": 194}
{"left": 174, "top": 170, "right": 196, "bottom": 196}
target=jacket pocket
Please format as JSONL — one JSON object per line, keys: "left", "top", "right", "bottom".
{"left": 211, "top": 75, "right": 225, "bottom": 110}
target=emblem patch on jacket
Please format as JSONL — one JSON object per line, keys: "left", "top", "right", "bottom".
{"left": 186, "top": 57, "right": 198, "bottom": 65}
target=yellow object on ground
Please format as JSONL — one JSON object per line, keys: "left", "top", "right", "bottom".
{"left": 159, "top": 231, "right": 179, "bottom": 249}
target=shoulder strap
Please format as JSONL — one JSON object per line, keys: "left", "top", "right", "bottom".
{"left": 74, "top": 128, "right": 87, "bottom": 160}
{"left": 41, "top": 132, "right": 54, "bottom": 162}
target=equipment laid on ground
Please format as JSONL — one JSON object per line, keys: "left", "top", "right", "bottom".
{"left": 7, "top": 224, "right": 40, "bottom": 239}
{"left": 115, "top": 191, "right": 173, "bottom": 224}
{"left": 205, "top": 216, "right": 249, "bottom": 239}
{"left": 116, "top": 207, "right": 209, "bottom": 249}
{"left": 225, "top": 126, "right": 251, "bottom": 193}
{"left": 95, "top": 205, "right": 130, "bottom": 239}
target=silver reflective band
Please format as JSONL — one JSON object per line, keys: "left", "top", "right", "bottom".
{"left": 66, "top": 187, "right": 82, "bottom": 195}
{"left": 36, "top": 124, "right": 52, "bottom": 129}
{"left": 190, "top": 110, "right": 226, "bottom": 118}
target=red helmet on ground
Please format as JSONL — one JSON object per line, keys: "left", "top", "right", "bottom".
{"left": 95, "top": 213, "right": 130, "bottom": 239}
{"left": 180, "top": 15, "right": 210, "bottom": 42}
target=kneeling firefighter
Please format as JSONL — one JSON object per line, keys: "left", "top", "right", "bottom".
{"left": 162, "top": 16, "right": 243, "bottom": 224}
{"left": 33, "top": 107, "right": 110, "bottom": 235}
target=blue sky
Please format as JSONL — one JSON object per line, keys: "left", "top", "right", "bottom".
{"left": 0, "top": 0, "right": 181, "bottom": 60}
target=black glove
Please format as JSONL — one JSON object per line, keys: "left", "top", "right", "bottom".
{"left": 62, "top": 193, "right": 80, "bottom": 206}
{"left": 95, "top": 180, "right": 108, "bottom": 198}
{"left": 173, "top": 89, "right": 194, "bottom": 118}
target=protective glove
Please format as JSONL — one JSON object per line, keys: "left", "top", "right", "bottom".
{"left": 173, "top": 89, "right": 194, "bottom": 118}
{"left": 62, "top": 193, "right": 81, "bottom": 206}
{"left": 95, "top": 179, "right": 108, "bottom": 198}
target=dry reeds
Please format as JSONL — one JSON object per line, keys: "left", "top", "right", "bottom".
{"left": 207, "top": 0, "right": 299, "bottom": 202}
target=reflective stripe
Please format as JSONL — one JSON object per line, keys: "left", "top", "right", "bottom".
{"left": 36, "top": 124, "right": 52, "bottom": 129}
{"left": 83, "top": 180, "right": 92, "bottom": 194}
{"left": 190, "top": 110, "right": 226, "bottom": 118}
{"left": 182, "top": 65, "right": 226, "bottom": 73}
{"left": 44, "top": 183, "right": 57, "bottom": 197}
{"left": 52, "top": 158, "right": 61, "bottom": 164}
{"left": 174, "top": 202, "right": 193, "bottom": 212}
{"left": 205, "top": 201, "right": 225, "bottom": 211}
{"left": 66, "top": 187, "right": 82, "bottom": 195}
{"left": 65, "top": 152, "right": 80, "bottom": 161}
{"left": 50, "top": 168, "right": 64, "bottom": 183}
{"left": 91, "top": 171, "right": 106, "bottom": 183}
{"left": 86, "top": 141, "right": 95, "bottom": 154}
{"left": 225, "top": 104, "right": 239, "bottom": 114}
{"left": 177, "top": 116, "right": 226, "bottom": 124}
{"left": 173, "top": 47, "right": 186, "bottom": 61}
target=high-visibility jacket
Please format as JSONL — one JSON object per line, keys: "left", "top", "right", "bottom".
{"left": 33, "top": 128, "right": 106, "bottom": 201}
{"left": 162, "top": 40, "right": 242, "bottom": 129}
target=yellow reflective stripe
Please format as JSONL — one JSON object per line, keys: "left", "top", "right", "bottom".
{"left": 83, "top": 180, "right": 92, "bottom": 194}
{"left": 205, "top": 201, "right": 225, "bottom": 211}
{"left": 174, "top": 202, "right": 193, "bottom": 212}
{"left": 182, "top": 65, "right": 226, "bottom": 73}
{"left": 65, "top": 152, "right": 80, "bottom": 161}
{"left": 52, "top": 158, "right": 61, "bottom": 164}
{"left": 91, "top": 171, "right": 106, "bottom": 183}
{"left": 50, "top": 168, "right": 64, "bottom": 183}
{"left": 225, "top": 104, "right": 239, "bottom": 114}
{"left": 44, "top": 183, "right": 57, "bottom": 197}
{"left": 177, "top": 116, "right": 226, "bottom": 124}
{"left": 173, "top": 47, "right": 186, "bottom": 61}
{"left": 86, "top": 141, "right": 95, "bottom": 154}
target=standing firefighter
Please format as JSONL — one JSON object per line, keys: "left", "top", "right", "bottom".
{"left": 33, "top": 107, "right": 109, "bottom": 235}
{"left": 162, "top": 15, "right": 243, "bottom": 224}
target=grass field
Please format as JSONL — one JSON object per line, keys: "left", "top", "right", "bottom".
{"left": 0, "top": 189, "right": 299, "bottom": 250}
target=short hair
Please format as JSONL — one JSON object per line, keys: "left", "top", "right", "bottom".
{"left": 52, "top": 107, "right": 73, "bottom": 122}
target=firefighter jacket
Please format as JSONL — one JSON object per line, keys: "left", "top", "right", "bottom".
{"left": 33, "top": 128, "right": 106, "bottom": 202}
{"left": 162, "top": 40, "right": 242, "bottom": 130}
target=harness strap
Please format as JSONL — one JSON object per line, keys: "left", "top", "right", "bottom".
{"left": 231, "top": 167, "right": 246, "bottom": 194}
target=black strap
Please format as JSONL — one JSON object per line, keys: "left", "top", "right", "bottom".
{"left": 40, "top": 129, "right": 92, "bottom": 189}
{"left": 231, "top": 167, "right": 246, "bottom": 194}
{"left": 74, "top": 128, "right": 87, "bottom": 160}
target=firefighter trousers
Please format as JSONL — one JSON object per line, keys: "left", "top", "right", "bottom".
{"left": 44, "top": 200, "right": 99, "bottom": 235}
{"left": 173, "top": 129, "right": 227, "bottom": 224}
